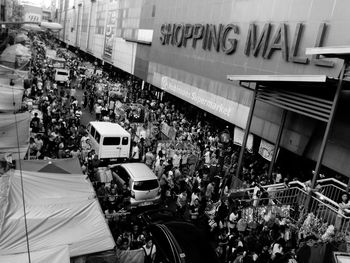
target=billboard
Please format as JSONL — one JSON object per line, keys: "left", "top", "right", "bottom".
{"left": 103, "top": 10, "right": 118, "bottom": 59}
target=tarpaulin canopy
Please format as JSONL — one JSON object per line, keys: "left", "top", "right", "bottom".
{"left": 0, "top": 245, "right": 70, "bottom": 263}
{"left": 0, "top": 112, "right": 30, "bottom": 159}
{"left": 0, "top": 83, "right": 24, "bottom": 112}
{"left": 21, "top": 24, "right": 43, "bottom": 32}
{"left": 0, "top": 44, "right": 31, "bottom": 63}
{"left": 0, "top": 170, "right": 115, "bottom": 259}
{"left": 17, "top": 158, "right": 82, "bottom": 174}
{"left": 40, "top": 22, "right": 63, "bottom": 31}
{"left": 15, "top": 33, "right": 29, "bottom": 44}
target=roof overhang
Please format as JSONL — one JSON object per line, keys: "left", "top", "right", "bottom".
{"left": 227, "top": 74, "right": 328, "bottom": 83}
{"left": 226, "top": 74, "right": 342, "bottom": 122}
{"left": 306, "top": 46, "right": 350, "bottom": 59}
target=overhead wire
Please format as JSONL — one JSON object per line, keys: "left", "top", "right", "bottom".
{"left": 11, "top": 73, "right": 31, "bottom": 262}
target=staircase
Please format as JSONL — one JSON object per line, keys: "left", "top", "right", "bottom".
{"left": 229, "top": 179, "right": 350, "bottom": 234}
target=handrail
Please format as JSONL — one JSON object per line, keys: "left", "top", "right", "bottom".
{"left": 230, "top": 183, "right": 345, "bottom": 211}
{"left": 317, "top": 177, "right": 348, "bottom": 188}
{"left": 236, "top": 189, "right": 350, "bottom": 221}
{"left": 321, "top": 183, "right": 346, "bottom": 192}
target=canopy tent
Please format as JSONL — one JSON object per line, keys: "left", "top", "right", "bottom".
{"left": 21, "top": 24, "right": 44, "bottom": 32}
{"left": 0, "top": 44, "right": 31, "bottom": 63}
{"left": 0, "top": 245, "right": 70, "bottom": 263}
{"left": 0, "top": 112, "right": 30, "bottom": 160}
{"left": 17, "top": 158, "right": 83, "bottom": 174}
{"left": 0, "top": 44, "right": 31, "bottom": 69}
{"left": 14, "top": 33, "right": 29, "bottom": 44}
{"left": 0, "top": 83, "right": 24, "bottom": 112}
{"left": 40, "top": 22, "right": 63, "bottom": 31}
{"left": 0, "top": 170, "right": 115, "bottom": 260}
{"left": 0, "top": 64, "right": 29, "bottom": 80}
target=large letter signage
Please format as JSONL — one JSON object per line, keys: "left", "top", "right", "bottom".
{"left": 160, "top": 22, "right": 335, "bottom": 68}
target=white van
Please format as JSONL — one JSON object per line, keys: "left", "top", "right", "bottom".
{"left": 110, "top": 163, "right": 161, "bottom": 207}
{"left": 54, "top": 68, "right": 70, "bottom": 83}
{"left": 87, "top": 121, "right": 131, "bottom": 162}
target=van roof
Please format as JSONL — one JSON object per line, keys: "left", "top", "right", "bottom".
{"left": 118, "top": 163, "right": 157, "bottom": 181}
{"left": 89, "top": 121, "right": 130, "bottom": 137}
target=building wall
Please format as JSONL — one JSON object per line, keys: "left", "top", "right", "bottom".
{"left": 22, "top": 4, "right": 42, "bottom": 22}
{"left": 57, "top": 0, "right": 350, "bottom": 176}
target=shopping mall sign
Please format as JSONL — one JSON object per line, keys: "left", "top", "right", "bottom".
{"left": 160, "top": 22, "right": 334, "bottom": 68}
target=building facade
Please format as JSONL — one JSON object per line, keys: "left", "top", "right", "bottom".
{"left": 57, "top": 0, "right": 350, "bottom": 177}
{"left": 0, "top": 0, "right": 5, "bottom": 22}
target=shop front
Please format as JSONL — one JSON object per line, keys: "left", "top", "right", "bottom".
{"left": 147, "top": 0, "right": 350, "bottom": 177}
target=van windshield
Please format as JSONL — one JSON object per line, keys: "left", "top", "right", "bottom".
{"left": 57, "top": 71, "right": 68, "bottom": 76}
{"left": 103, "top": 137, "right": 121, "bottom": 145}
{"left": 133, "top": 180, "right": 159, "bottom": 191}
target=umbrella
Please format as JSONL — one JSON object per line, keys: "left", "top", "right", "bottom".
{"left": 40, "top": 22, "right": 63, "bottom": 31}
{"left": 0, "top": 44, "right": 31, "bottom": 63}
{"left": 21, "top": 24, "right": 43, "bottom": 32}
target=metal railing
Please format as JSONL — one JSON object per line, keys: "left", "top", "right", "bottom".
{"left": 230, "top": 174, "right": 349, "bottom": 204}
{"left": 230, "top": 184, "right": 350, "bottom": 234}
{"left": 316, "top": 177, "right": 348, "bottom": 203}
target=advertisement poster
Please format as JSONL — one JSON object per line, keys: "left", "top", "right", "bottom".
{"left": 233, "top": 127, "right": 253, "bottom": 153}
{"left": 258, "top": 139, "right": 275, "bottom": 162}
{"left": 103, "top": 10, "right": 118, "bottom": 59}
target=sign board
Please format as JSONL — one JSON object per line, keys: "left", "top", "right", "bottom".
{"left": 233, "top": 127, "right": 253, "bottom": 153}
{"left": 258, "top": 139, "right": 275, "bottom": 162}
{"left": 160, "top": 75, "right": 249, "bottom": 128}
{"left": 103, "top": 10, "right": 118, "bottom": 58}
{"left": 24, "top": 13, "right": 41, "bottom": 23}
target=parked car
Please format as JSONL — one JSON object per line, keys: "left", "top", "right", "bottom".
{"left": 110, "top": 163, "right": 161, "bottom": 208}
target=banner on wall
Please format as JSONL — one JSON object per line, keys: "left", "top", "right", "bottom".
{"left": 103, "top": 10, "right": 118, "bottom": 58}
{"left": 160, "top": 123, "right": 176, "bottom": 141}
{"left": 258, "top": 139, "right": 275, "bottom": 162}
{"left": 160, "top": 75, "right": 250, "bottom": 128}
{"left": 233, "top": 127, "right": 253, "bottom": 153}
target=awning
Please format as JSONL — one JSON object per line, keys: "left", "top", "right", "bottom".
{"left": 0, "top": 245, "right": 70, "bottom": 263}
{"left": 14, "top": 33, "right": 29, "bottom": 44}
{"left": 0, "top": 170, "right": 115, "bottom": 257}
{"left": 227, "top": 74, "right": 328, "bottom": 83}
{"left": 226, "top": 75, "right": 343, "bottom": 122}
{"left": 17, "top": 158, "right": 83, "bottom": 174}
{"left": 40, "top": 22, "right": 63, "bottom": 31}
{"left": 305, "top": 46, "right": 350, "bottom": 81}
{"left": 306, "top": 46, "right": 350, "bottom": 58}
{"left": 21, "top": 24, "right": 43, "bottom": 32}
{"left": 0, "top": 44, "right": 31, "bottom": 63}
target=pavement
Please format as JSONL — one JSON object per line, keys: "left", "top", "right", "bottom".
{"left": 71, "top": 85, "right": 95, "bottom": 126}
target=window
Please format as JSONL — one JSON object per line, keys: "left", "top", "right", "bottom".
{"left": 103, "top": 137, "right": 120, "bottom": 145}
{"left": 81, "top": 5, "right": 89, "bottom": 32}
{"left": 90, "top": 126, "right": 96, "bottom": 137}
{"left": 122, "top": 137, "right": 129, "bottom": 145}
{"left": 0, "top": 5, "right": 5, "bottom": 21}
{"left": 95, "top": 131, "right": 101, "bottom": 143}
{"left": 152, "top": 5, "right": 156, "bottom": 17}
{"left": 114, "top": 166, "right": 129, "bottom": 184}
{"left": 133, "top": 180, "right": 159, "bottom": 191}
{"left": 57, "top": 71, "right": 68, "bottom": 76}
{"left": 95, "top": 2, "right": 105, "bottom": 34}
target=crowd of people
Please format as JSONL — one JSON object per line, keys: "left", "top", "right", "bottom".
{"left": 23, "top": 31, "right": 310, "bottom": 263}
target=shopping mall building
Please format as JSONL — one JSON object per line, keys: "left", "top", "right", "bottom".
{"left": 57, "top": 0, "right": 350, "bottom": 179}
